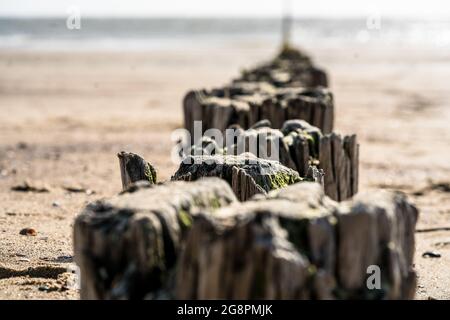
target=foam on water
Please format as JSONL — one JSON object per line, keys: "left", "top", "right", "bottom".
{"left": 0, "top": 18, "right": 449, "bottom": 51}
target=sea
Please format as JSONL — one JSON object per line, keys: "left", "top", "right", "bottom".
{"left": 0, "top": 17, "right": 449, "bottom": 51}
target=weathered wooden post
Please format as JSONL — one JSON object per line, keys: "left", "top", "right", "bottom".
{"left": 175, "top": 184, "right": 418, "bottom": 299}
{"left": 117, "top": 151, "right": 157, "bottom": 190}
{"left": 281, "top": 0, "right": 293, "bottom": 48}
{"left": 74, "top": 181, "right": 418, "bottom": 299}
{"left": 171, "top": 154, "right": 302, "bottom": 201}
{"left": 73, "top": 178, "right": 237, "bottom": 299}
{"left": 183, "top": 119, "right": 358, "bottom": 201}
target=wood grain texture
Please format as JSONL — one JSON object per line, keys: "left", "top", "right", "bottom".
{"left": 74, "top": 178, "right": 237, "bottom": 299}
{"left": 117, "top": 151, "right": 157, "bottom": 190}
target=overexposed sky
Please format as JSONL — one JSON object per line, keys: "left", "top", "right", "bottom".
{"left": 1, "top": 0, "right": 449, "bottom": 18}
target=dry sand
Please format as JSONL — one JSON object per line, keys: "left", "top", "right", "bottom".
{"left": 0, "top": 43, "right": 449, "bottom": 299}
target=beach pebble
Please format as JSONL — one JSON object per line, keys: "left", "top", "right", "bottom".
{"left": 38, "top": 284, "right": 59, "bottom": 293}
{"left": 62, "top": 184, "right": 96, "bottom": 195}
{"left": 17, "top": 142, "right": 28, "bottom": 150}
{"left": 56, "top": 255, "right": 73, "bottom": 263}
{"left": 12, "top": 180, "right": 50, "bottom": 193}
{"left": 62, "top": 184, "right": 86, "bottom": 193}
{"left": 19, "top": 228, "right": 37, "bottom": 236}
{"left": 422, "top": 251, "right": 441, "bottom": 258}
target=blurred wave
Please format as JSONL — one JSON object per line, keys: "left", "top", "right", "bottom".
{"left": 1, "top": 17, "right": 449, "bottom": 51}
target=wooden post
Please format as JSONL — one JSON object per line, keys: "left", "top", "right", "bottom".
{"left": 74, "top": 181, "right": 418, "bottom": 299}
{"left": 176, "top": 183, "right": 419, "bottom": 300}
{"left": 172, "top": 154, "right": 301, "bottom": 201}
{"left": 183, "top": 119, "right": 359, "bottom": 201}
{"left": 183, "top": 86, "right": 334, "bottom": 134}
{"left": 117, "top": 151, "right": 157, "bottom": 190}
{"left": 281, "top": 0, "right": 293, "bottom": 48}
{"left": 183, "top": 44, "right": 331, "bottom": 139}
{"left": 73, "top": 178, "right": 237, "bottom": 299}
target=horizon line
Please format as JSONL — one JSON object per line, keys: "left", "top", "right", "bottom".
{"left": 0, "top": 14, "right": 446, "bottom": 20}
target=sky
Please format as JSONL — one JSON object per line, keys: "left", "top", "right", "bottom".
{"left": 1, "top": 0, "right": 449, "bottom": 18}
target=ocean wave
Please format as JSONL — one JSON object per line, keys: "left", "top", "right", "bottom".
{"left": 0, "top": 18, "right": 449, "bottom": 51}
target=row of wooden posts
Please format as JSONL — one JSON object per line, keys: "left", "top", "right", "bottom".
{"left": 182, "top": 47, "right": 358, "bottom": 201}
{"left": 73, "top": 47, "right": 418, "bottom": 300}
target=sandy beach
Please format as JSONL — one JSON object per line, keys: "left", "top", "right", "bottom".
{"left": 0, "top": 42, "right": 449, "bottom": 299}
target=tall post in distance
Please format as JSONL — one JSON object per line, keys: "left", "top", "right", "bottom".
{"left": 281, "top": 0, "right": 293, "bottom": 48}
